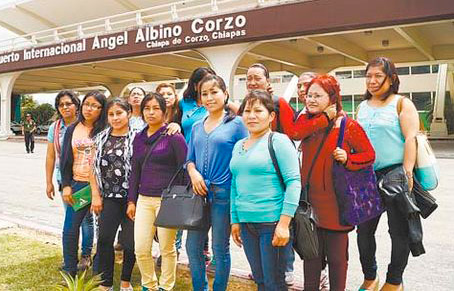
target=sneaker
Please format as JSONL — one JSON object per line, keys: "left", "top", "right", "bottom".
{"left": 285, "top": 271, "right": 295, "bottom": 286}
{"left": 77, "top": 255, "right": 92, "bottom": 271}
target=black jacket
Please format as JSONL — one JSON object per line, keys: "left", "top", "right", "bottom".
{"left": 60, "top": 122, "right": 78, "bottom": 188}
{"left": 377, "top": 164, "right": 425, "bottom": 257}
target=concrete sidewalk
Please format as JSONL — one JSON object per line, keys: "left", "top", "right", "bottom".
{"left": 1, "top": 140, "right": 453, "bottom": 290}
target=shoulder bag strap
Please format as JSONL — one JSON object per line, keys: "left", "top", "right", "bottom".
{"left": 141, "top": 133, "right": 164, "bottom": 173}
{"left": 303, "top": 122, "right": 335, "bottom": 201}
{"left": 54, "top": 119, "right": 62, "bottom": 155}
{"left": 396, "top": 95, "right": 405, "bottom": 115}
{"left": 165, "top": 165, "right": 187, "bottom": 191}
{"left": 336, "top": 117, "right": 347, "bottom": 149}
{"left": 268, "top": 132, "right": 285, "bottom": 189}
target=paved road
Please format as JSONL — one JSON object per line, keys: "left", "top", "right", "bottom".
{"left": 0, "top": 140, "right": 453, "bottom": 290}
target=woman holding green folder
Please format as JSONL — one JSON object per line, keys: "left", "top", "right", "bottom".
{"left": 60, "top": 90, "right": 107, "bottom": 278}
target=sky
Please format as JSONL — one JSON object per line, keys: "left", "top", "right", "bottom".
{"left": 0, "top": 1, "right": 59, "bottom": 104}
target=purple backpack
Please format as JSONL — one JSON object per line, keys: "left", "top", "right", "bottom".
{"left": 332, "top": 117, "right": 384, "bottom": 226}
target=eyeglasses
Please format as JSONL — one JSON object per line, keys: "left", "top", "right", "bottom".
{"left": 58, "top": 102, "right": 74, "bottom": 108}
{"left": 83, "top": 103, "right": 102, "bottom": 110}
{"left": 306, "top": 94, "right": 328, "bottom": 100}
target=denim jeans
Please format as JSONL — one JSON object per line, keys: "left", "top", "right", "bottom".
{"left": 240, "top": 222, "right": 290, "bottom": 291}
{"left": 61, "top": 187, "right": 94, "bottom": 257}
{"left": 285, "top": 241, "right": 295, "bottom": 273}
{"left": 357, "top": 200, "right": 410, "bottom": 285}
{"left": 62, "top": 181, "right": 94, "bottom": 277}
{"left": 186, "top": 185, "right": 231, "bottom": 291}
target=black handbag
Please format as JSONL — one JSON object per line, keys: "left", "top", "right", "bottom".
{"left": 268, "top": 130, "right": 329, "bottom": 261}
{"left": 154, "top": 166, "right": 210, "bottom": 230}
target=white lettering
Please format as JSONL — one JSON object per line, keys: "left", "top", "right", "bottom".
{"left": 92, "top": 31, "right": 128, "bottom": 50}
{"left": 235, "top": 15, "right": 247, "bottom": 27}
{"left": 190, "top": 15, "right": 247, "bottom": 34}
{"left": 224, "top": 17, "right": 234, "bottom": 30}
{"left": 135, "top": 28, "right": 145, "bottom": 43}
{"left": 191, "top": 19, "right": 204, "bottom": 34}
{"left": 23, "top": 40, "right": 86, "bottom": 60}
{"left": 0, "top": 52, "right": 20, "bottom": 64}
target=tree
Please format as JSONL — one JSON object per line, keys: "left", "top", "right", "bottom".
{"left": 21, "top": 95, "right": 38, "bottom": 119}
{"left": 32, "top": 103, "right": 56, "bottom": 125}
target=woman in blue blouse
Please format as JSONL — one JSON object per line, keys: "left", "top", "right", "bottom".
{"left": 230, "top": 90, "right": 301, "bottom": 290}
{"left": 186, "top": 75, "right": 248, "bottom": 291}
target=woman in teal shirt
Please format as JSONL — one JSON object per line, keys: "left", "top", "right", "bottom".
{"left": 177, "top": 67, "right": 215, "bottom": 142}
{"left": 230, "top": 89, "right": 301, "bottom": 290}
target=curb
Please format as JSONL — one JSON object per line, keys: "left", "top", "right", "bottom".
{"left": 0, "top": 214, "right": 303, "bottom": 290}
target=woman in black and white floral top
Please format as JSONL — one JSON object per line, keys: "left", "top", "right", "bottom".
{"left": 90, "top": 98, "right": 139, "bottom": 291}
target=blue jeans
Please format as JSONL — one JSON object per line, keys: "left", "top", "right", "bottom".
{"left": 285, "top": 241, "right": 295, "bottom": 273}
{"left": 62, "top": 181, "right": 94, "bottom": 276}
{"left": 240, "top": 222, "right": 290, "bottom": 291}
{"left": 186, "top": 185, "right": 231, "bottom": 291}
{"left": 61, "top": 187, "right": 94, "bottom": 257}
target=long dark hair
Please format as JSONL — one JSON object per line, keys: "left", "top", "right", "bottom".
{"left": 54, "top": 90, "right": 80, "bottom": 119}
{"left": 183, "top": 67, "right": 216, "bottom": 101}
{"left": 198, "top": 74, "right": 235, "bottom": 122}
{"left": 156, "top": 82, "right": 180, "bottom": 123}
{"left": 79, "top": 90, "right": 107, "bottom": 137}
{"left": 364, "top": 57, "right": 400, "bottom": 100}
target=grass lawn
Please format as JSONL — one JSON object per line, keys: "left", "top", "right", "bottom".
{"left": 0, "top": 228, "right": 255, "bottom": 290}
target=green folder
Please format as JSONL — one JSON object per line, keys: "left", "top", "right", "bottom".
{"left": 71, "top": 185, "right": 92, "bottom": 211}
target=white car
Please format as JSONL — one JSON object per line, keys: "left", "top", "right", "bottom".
{"left": 10, "top": 121, "right": 22, "bottom": 135}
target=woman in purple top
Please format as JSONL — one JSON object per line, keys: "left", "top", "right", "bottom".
{"left": 126, "top": 93, "right": 187, "bottom": 291}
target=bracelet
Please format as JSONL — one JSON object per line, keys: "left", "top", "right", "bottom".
{"left": 405, "top": 171, "right": 413, "bottom": 179}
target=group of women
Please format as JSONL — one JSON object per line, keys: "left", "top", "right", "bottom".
{"left": 45, "top": 56, "right": 420, "bottom": 291}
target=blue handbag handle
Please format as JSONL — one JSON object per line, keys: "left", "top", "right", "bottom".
{"left": 336, "top": 116, "right": 347, "bottom": 148}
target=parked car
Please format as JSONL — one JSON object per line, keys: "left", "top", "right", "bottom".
{"left": 36, "top": 121, "right": 52, "bottom": 135}
{"left": 10, "top": 121, "right": 22, "bottom": 135}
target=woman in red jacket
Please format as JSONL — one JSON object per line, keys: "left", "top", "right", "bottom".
{"left": 280, "top": 74, "right": 376, "bottom": 291}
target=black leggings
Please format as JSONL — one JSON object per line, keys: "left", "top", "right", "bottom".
{"left": 357, "top": 201, "right": 410, "bottom": 285}
{"left": 97, "top": 198, "right": 135, "bottom": 287}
